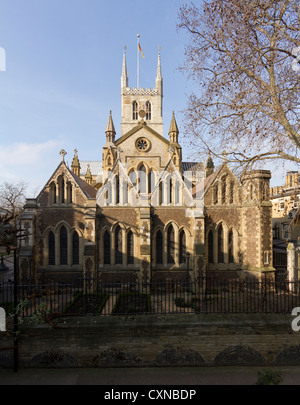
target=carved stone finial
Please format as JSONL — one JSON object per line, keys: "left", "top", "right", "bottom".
{"left": 60, "top": 149, "right": 67, "bottom": 162}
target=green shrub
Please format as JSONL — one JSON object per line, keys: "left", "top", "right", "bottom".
{"left": 256, "top": 369, "right": 283, "bottom": 385}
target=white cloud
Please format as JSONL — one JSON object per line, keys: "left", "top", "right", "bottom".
{"left": 0, "top": 140, "right": 61, "bottom": 190}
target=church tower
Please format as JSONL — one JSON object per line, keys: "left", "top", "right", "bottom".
{"left": 121, "top": 49, "right": 163, "bottom": 136}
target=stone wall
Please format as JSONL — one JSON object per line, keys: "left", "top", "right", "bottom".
{"left": 1, "top": 314, "right": 300, "bottom": 368}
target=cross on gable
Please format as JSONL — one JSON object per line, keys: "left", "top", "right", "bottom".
{"left": 60, "top": 149, "right": 67, "bottom": 161}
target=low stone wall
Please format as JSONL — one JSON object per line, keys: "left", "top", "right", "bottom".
{"left": 1, "top": 314, "right": 300, "bottom": 368}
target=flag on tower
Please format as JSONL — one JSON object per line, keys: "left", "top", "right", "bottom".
{"left": 138, "top": 42, "right": 145, "bottom": 58}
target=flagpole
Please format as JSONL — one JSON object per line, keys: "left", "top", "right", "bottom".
{"left": 137, "top": 34, "right": 140, "bottom": 88}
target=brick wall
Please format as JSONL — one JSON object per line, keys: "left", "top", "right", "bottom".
{"left": 1, "top": 314, "right": 300, "bottom": 368}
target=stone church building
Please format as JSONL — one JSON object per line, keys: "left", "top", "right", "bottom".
{"left": 18, "top": 50, "right": 274, "bottom": 284}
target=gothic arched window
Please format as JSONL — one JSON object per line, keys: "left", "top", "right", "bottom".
{"left": 48, "top": 231, "right": 55, "bottom": 266}
{"left": 208, "top": 230, "right": 214, "bottom": 264}
{"left": 132, "top": 101, "right": 138, "bottom": 120}
{"left": 127, "top": 231, "right": 134, "bottom": 264}
{"left": 72, "top": 231, "right": 79, "bottom": 265}
{"left": 214, "top": 184, "right": 218, "bottom": 205}
{"left": 230, "top": 181, "right": 234, "bottom": 204}
{"left": 167, "top": 225, "right": 175, "bottom": 264}
{"left": 50, "top": 183, "right": 56, "bottom": 204}
{"left": 115, "top": 175, "right": 120, "bottom": 204}
{"left": 61, "top": 177, "right": 65, "bottom": 204}
{"left": 104, "top": 231, "right": 111, "bottom": 265}
{"left": 115, "top": 226, "right": 123, "bottom": 264}
{"left": 156, "top": 230, "right": 163, "bottom": 264}
{"left": 60, "top": 226, "right": 68, "bottom": 265}
{"left": 221, "top": 177, "right": 226, "bottom": 205}
{"left": 179, "top": 230, "right": 186, "bottom": 264}
{"left": 139, "top": 164, "right": 147, "bottom": 194}
{"left": 218, "top": 225, "right": 224, "bottom": 264}
{"left": 145, "top": 101, "right": 151, "bottom": 120}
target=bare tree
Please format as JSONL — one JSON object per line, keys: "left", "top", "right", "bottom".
{"left": 178, "top": 0, "right": 300, "bottom": 169}
{"left": 0, "top": 181, "right": 28, "bottom": 231}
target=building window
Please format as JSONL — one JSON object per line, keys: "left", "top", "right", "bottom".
{"left": 132, "top": 101, "right": 138, "bottom": 120}
{"left": 179, "top": 230, "right": 186, "bottom": 264}
{"left": 208, "top": 230, "right": 214, "bottom": 264}
{"left": 115, "top": 226, "right": 123, "bottom": 264}
{"left": 221, "top": 177, "right": 226, "bottom": 205}
{"left": 167, "top": 226, "right": 175, "bottom": 264}
{"left": 279, "top": 199, "right": 285, "bottom": 210}
{"left": 159, "top": 181, "right": 163, "bottom": 205}
{"left": 228, "top": 230, "right": 234, "bottom": 263}
{"left": 148, "top": 171, "right": 155, "bottom": 195}
{"left": 127, "top": 231, "right": 134, "bottom": 264}
{"left": 214, "top": 184, "right": 218, "bottom": 204}
{"left": 139, "top": 164, "right": 147, "bottom": 193}
{"left": 250, "top": 184, "right": 254, "bottom": 201}
{"left": 67, "top": 182, "right": 72, "bottom": 204}
{"left": 230, "top": 181, "right": 234, "bottom": 204}
{"left": 156, "top": 230, "right": 163, "bottom": 264}
{"left": 72, "top": 231, "right": 79, "bottom": 265}
{"left": 129, "top": 170, "right": 137, "bottom": 188}
{"left": 50, "top": 183, "right": 56, "bottom": 204}
{"left": 115, "top": 175, "right": 120, "bottom": 204}
{"left": 60, "top": 178, "right": 65, "bottom": 204}
{"left": 145, "top": 101, "right": 151, "bottom": 120}
{"left": 167, "top": 176, "right": 173, "bottom": 204}
{"left": 218, "top": 225, "right": 224, "bottom": 264}
{"left": 103, "top": 231, "right": 111, "bottom": 265}
{"left": 60, "top": 226, "right": 68, "bottom": 265}
{"left": 48, "top": 231, "right": 55, "bottom": 266}
{"left": 281, "top": 223, "right": 289, "bottom": 239}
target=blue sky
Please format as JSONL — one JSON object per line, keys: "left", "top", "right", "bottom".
{"left": 0, "top": 0, "right": 296, "bottom": 196}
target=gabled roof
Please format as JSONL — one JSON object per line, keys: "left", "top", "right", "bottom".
{"left": 37, "top": 161, "right": 97, "bottom": 201}
{"left": 69, "top": 170, "right": 97, "bottom": 199}
{"left": 115, "top": 121, "right": 169, "bottom": 147}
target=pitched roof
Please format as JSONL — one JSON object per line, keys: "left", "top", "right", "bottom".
{"left": 80, "top": 161, "right": 103, "bottom": 176}
{"left": 69, "top": 170, "right": 97, "bottom": 199}
{"left": 182, "top": 162, "right": 204, "bottom": 173}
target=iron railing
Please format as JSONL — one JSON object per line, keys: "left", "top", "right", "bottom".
{"left": 1, "top": 277, "right": 300, "bottom": 318}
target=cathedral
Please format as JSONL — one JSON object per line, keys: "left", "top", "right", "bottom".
{"left": 18, "top": 50, "right": 275, "bottom": 284}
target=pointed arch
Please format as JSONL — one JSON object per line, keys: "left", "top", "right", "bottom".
{"left": 145, "top": 101, "right": 151, "bottom": 120}
{"left": 72, "top": 231, "right": 79, "bottom": 265}
{"left": 132, "top": 101, "right": 138, "bottom": 120}
{"left": 138, "top": 163, "right": 147, "bottom": 193}
{"left": 217, "top": 224, "right": 224, "bottom": 264}
{"left": 179, "top": 229, "right": 186, "bottom": 264}
{"left": 115, "top": 225, "right": 123, "bottom": 265}
{"left": 167, "top": 225, "right": 175, "bottom": 264}
{"left": 127, "top": 230, "right": 134, "bottom": 264}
